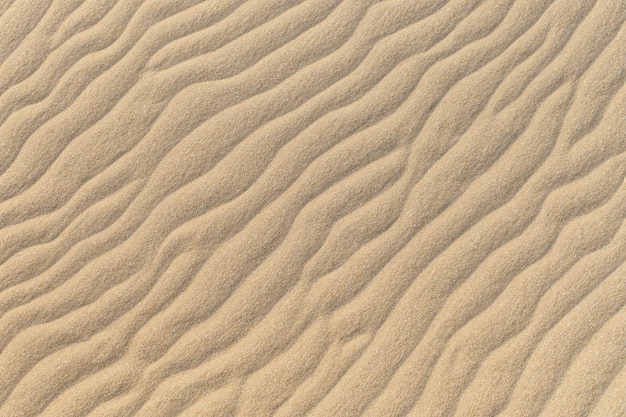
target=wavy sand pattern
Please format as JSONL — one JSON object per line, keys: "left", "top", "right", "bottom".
{"left": 0, "top": 0, "right": 625, "bottom": 415}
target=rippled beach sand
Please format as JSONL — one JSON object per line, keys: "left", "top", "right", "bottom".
{"left": 0, "top": 0, "right": 625, "bottom": 416}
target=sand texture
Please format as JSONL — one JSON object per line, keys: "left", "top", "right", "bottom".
{"left": 0, "top": 0, "right": 625, "bottom": 415}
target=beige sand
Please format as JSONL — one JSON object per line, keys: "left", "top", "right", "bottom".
{"left": 0, "top": 0, "right": 625, "bottom": 415}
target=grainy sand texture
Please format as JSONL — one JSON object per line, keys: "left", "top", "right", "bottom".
{"left": 0, "top": 0, "right": 625, "bottom": 416}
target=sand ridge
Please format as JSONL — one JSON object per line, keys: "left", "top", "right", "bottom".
{"left": 0, "top": 0, "right": 625, "bottom": 416}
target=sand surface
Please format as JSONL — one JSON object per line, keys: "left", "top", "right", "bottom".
{"left": 0, "top": 0, "right": 625, "bottom": 416}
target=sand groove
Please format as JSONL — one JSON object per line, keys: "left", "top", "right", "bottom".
{"left": 0, "top": 0, "right": 625, "bottom": 416}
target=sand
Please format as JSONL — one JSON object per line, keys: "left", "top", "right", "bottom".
{"left": 0, "top": 0, "right": 625, "bottom": 416}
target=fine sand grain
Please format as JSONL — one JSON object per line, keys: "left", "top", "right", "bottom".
{"left": 0, "top": 0, "right": 625, "bottom": 416}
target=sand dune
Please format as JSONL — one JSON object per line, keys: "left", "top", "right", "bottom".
{"left": 0, "top": 0, "right": 625, "bottom": 416}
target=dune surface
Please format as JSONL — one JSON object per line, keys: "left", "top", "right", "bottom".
{"left": 1, "top": 0, "right": 625, "bottom": 416}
